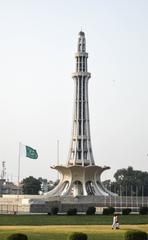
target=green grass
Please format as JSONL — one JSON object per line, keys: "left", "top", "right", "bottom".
{"left": 0, "top": 225, "right": 128, "bottom": 240}
{"left": 1, "top": 225, "right": 148, "bottom": 240}
{"left": 0, "top": 215, "right": 148, "bottom": 240}
{"left": 0, "top": 231, "right": 124, "bottom": 240}
{"left": 0, "top": 214, "right": 148, "bottom": 225}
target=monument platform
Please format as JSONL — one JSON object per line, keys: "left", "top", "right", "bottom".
{"left": 0, "top": 195, "right": 148, "bottom": 214}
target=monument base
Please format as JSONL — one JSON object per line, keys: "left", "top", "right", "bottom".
{"left": 45, "top": 165, "right": 116, "bottom": 197}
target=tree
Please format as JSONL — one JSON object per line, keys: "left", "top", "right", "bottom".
{"left": 37, "top": 178, "right": 60, "bottom": 193}
{"left": 22, "top": 176, "right": 41, "bottom": 195}
{"left": 110, "top": 166, "right": 148, "bottom": 196}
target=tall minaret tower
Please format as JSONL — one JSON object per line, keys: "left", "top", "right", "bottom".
{"left": 68, "top": 31, "right": 94, "bottom": 166}
{"left": 45, "top": 32, "right": 115, "bottom": 197}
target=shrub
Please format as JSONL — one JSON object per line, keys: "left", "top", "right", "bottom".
{"left": 86, "top": 206, "right": 96, "bottom": 215}
{"left": 124, "top": 230, "right": 147, "bottom": 240}
{"left": 47, "top": 212, "right": 51, "bottom": 215}
{"left": 7, "top": 233, "right": 28, "bottom": 240}
{"left": 69, "top": 232, "right": 88, "bottom": 240}
{"left": 51, "top": 207, "right": 59, "bottom": 215}
{"left": 108, "top": 207, "right": 115, "bottom": 214}
{"left": 122, "top": 208, "right": 131, "bottom": 215}
{"left": 103, "top": 208, "right": 109, "bottom": 215}
{"left": 67, "top": 208, "right": 77, "bottom": 215}
{"left": 103, "top": 207, "right": 115, "bottom": 215}
{"left": 139, "top": 207, "right": 148, "bottom": 215}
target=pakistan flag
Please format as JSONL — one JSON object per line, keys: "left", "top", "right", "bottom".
{"left": 26, "top": 146, "right": 38, "bottom": 159}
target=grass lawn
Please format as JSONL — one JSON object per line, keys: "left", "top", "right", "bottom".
{"left": 0, "top": 225, "right": 148, "bottom": 240}
{"left": 0, "top": 214, "right": 148, "bottom": 225}
{"left": 0, "top": 215, "right": 148, "bottom": 240}
{"left": 0, "top": 225, "right": 143, "bottom": 240}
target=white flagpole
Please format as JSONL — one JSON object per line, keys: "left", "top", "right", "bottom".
{"left": 142, "top": 185, "right": 144, "bottom": 207}
{"left": 57, "top": 139, "right": 60, "bottom": 197}
{"left": 17, "top": 142, "right": 21, "bottom": 200}
{"left": 57, "top": 139, "right": 60, "bottom": 175}
{"left": 126, "top": 185, "right": 128, "bottom": 208}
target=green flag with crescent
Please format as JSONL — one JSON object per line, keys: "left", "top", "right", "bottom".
{"left": 25, "top": 146, "right": 38, "bottom": 159}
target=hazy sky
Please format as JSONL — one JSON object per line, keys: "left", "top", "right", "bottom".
{"left": 0, "top": 0, "right": 148, "bottom": 183}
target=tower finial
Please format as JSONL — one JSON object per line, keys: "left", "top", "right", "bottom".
{"left": 78, "top": 30, "right": 86, "bottom": 52}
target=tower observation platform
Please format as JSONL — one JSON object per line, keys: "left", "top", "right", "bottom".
{"left": 45, "top": 32, "right": 115, "bottom": 197}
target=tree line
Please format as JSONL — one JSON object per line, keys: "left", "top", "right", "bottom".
{"left": 103, "top": 166, "right": 148, "bottom": 196}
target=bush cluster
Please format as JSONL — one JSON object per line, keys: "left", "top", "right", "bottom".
{"left": 67, "top": 208, "right": 77, "bottom": 215}
{"left": 124, "top": 230, "right": 147, "bottom": 240}
{"left": 122, "top": 208, "right": 131, "bottom": 215}
{"left": 103, "top": 207, "right": 115, "bottom": 215}
{"left": 86, "top": 206, "right": 96, "bottom": 215}
{"left": 7, "top": 233, "right": 28, "bottom": 240}
{"left": 139, "top": 207, "right": 148, "bottom": 215}
{"left": 51, "top": 207, "right": 59, "bottom": 215}
{"left": 69, "top": 232, "right": 88, "bottom": 240}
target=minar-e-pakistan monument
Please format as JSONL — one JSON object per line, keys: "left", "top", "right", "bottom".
{"left": 46, "top": 31, "right": 115, "bottom": 197}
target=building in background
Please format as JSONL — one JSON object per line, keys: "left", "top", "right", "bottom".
{"left": 0, "top": 161, "right": 22, "bottom": 195}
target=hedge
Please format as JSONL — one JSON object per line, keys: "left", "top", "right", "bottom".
{"left": 69, "top": 232, "right": 88, "bottom": 240}
{"left": 67, "top": 208, "right": 77, "bottom": 215}
{"left": 139, "top": 207, "right": 148, "bottom": 215}
{"left": 122, "top": 208, "right": 131, "bottom": 215}
{"left": 51, "top": 207, "right": 59, "bottom": 215}
{"left": 86, "top": 206, "right": 96, "bottom": 215}
{"left": 7, "top": 233, "right": 28, "bottom": 240}
{"left": 103, "top": 207, "right": 115, "bottom": 215}
{"left": 124, "top": 230, "right": 147, "bottom": 240}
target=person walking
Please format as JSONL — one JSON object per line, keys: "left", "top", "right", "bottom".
{"left": 112, "top": 214, "right": 117, "bottom": 229}
{"left": 115, "top": 214, "right": 120, "bottom": 229}
{"left": 112, "top": 214, "right": 120, "bottom": 229}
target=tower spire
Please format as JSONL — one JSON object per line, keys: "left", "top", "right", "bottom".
{"left": 68, "top": 32, "right": 94, "bottom": 166}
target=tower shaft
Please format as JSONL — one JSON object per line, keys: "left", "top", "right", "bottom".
{"left": 68, "top": 31, "right": 95, "bottom": 166}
